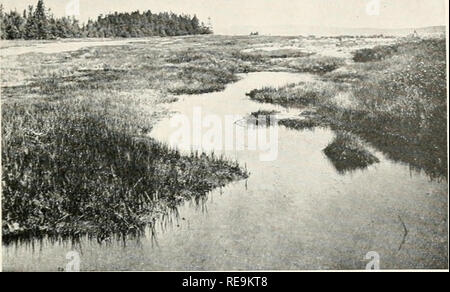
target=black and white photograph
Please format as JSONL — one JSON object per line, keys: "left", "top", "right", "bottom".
{"left": 0, "top": 0, "right": 448, "bottom": 273}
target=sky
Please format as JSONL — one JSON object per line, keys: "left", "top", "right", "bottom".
{"left": 1, "top": 0, "right": 447, "bottom": 35}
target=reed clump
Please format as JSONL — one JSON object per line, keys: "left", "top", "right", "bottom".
{"left": 323, "top": 132, "right": 380, "bottom": 173}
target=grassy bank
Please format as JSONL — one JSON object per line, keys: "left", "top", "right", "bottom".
{"left": 2, "top": 96, "right": 247, "bottom": 243}
{"left": 247, "top": 38, "right": 447, "bottom": 179}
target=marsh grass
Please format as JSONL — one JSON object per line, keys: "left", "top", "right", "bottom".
{"left": 166, "top": 50, "right": 208, "bottom": 64}
{"left": 246, "top": 81, "right": 340, "bottom": 108}
{"left": 1, "top": 40, "right": 255, "bottom": 244}
{"left": 323, "top": 132, "right": 380, "bottom": 174}
{"left": 322, "top": 71, "right": 367, "bottom": 84}
{"left": 168, "top": 65, "right": 240, "bottom": 95}
{"left": 236, "top": 49, "right": 312, "bottom": 60}
{"left": 231, "top": 50, "right": 344, "bottom": 74}
{"left": 4, "top": 35, "right": 349, "bottom": 243}
{"left": 2, "top": 35, "right": 446, "bottom": 245}
{"left": 352, "top": 44, "right": 399, "bottom": 62}
{"left": 2, "top": 95, "right": 248, "bottom": 244}
{"left": 279, "top": 116, "right": 328, "bottom": 131}
{"left": 2, "top": 69, "right": 129, "bottom": 99}
{"left": 245, "top": 38, "right": 448, "bottom": 179}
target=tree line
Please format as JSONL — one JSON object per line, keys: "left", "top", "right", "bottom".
{"left": 0, "top": 0, "right": 212, "bottom": 40}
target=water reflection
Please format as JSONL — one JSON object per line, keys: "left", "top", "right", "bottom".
{"left": 334, "top": 109, "right": 448, "bottom": 182}
{"left": 323, "top": 131, "right": 380, "bottom": 174}
{"left": 278, "top": 107, "right": 447, "bottom": 181}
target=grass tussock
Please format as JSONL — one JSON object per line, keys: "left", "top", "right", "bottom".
{"left": 245, "top": 38, "right": 447, "bottom": 179}
{"left": 352, "top": 44, "right": 399, "bottom": 62}
{"left": 246, "top": 81, "right": 341, "bottom": 108}
{"left": 246, "top": 110, "right": 279, "bottom": 126}
{"left": 237, "top": 48, "right": 312, "bottom": 59}
{"left": 323, "top": 132, "right": 380, "bottom": 174}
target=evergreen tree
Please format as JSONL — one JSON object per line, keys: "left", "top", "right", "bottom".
{"left": 34, "top": 0, "right": 49, "bottom": 39}
{"left": 24, "top": 6, "right": 37, "bottom": 39}
{"left": 0, "top": 4, "right": 6, "bottom": 39}
{"left": 0, "top": 0, "right": 213, "bottom": 40}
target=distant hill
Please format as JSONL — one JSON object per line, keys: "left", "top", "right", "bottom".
{"left": 414, "top": 26, "right": 446, "bottom": 35}
{"left": 219, "top": 25, "right": 446, "bottom": 37}
{"left": 387, "top": 26, "right": 446, "bottom": 36}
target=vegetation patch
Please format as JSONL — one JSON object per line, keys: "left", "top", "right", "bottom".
{"left": 323, "top": 132, "right": 380, "bottom": 174}
{"left": 240, "top": 48, "right": 312, "bottom": 59}
{"left": 285, "top": 56, "right": 345, "bottom": 74}
{"left": 352, "top": 44, "right": 398, "bottom": 62}
{"left": 2, "top": 33, "right": 447, "bottom": 246}
{"left": 169, "top": 65, "right": 240, "bottom": 95}
{"left": 1, "top": 40, "right": 254, "bottom": 244}
{"left": 0, "top": 0, "right": 212, "bottom": 40}
{"left": 279, "top": 115, "right": 329, "bottom": 131}
{"left": 245, "top": 38, "right": 448, "bottom": 180}
{"left": 231, "top": 51, "right": 267, "bottom": 64}
{"left": 246, "top": 81, "right": 339, "bottom": 107}
{"left": 2, "top": 90, "right": 248, "bottom": 245}
{"left": 166, "top": 50, "right": 208, "bottom": 64}
{"left": 323, "top": 70, "right": 367, "bottom": 84}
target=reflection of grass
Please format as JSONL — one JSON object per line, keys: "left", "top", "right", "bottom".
{"left": 323, "top": 132, "right": 380, "bottom": 174}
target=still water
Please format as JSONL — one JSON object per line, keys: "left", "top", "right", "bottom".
{"left": 3, "top": 72, "right": 447, "bottom": 271}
